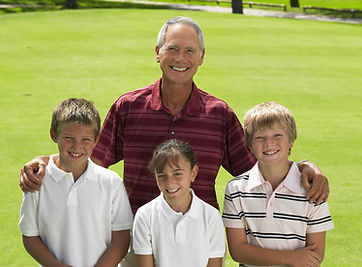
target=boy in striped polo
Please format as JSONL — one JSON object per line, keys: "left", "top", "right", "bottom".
{"left": 222, "top": 102, "right": 334, "bottom": 267}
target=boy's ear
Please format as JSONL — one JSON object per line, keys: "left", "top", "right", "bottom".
{"left": 50, "top": 129, "right": 57, "bottom": 143}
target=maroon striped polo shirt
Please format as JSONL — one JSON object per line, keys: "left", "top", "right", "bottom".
{"left": 92, "top": 78, "right": 256, "bottom": 213}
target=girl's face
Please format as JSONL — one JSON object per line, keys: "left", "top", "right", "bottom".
{"left": 155, "top": 155, "right": 198, "bottom": 212}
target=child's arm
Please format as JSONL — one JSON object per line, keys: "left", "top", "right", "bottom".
{"left": 22, "top": 235, "right": 72, "bottom": 267}
{"left": 306, "top": 231, "right": 326, "bottom": 262}
{"left": 206, "top": 257, "right": 222, "bottom": 267}
{"left": 226, "top": 228, "right": 323, "bottom": 267}
{"left": 135, "top": 254, "right": 154, "bottom": 267}
{"left": 95, "top": 230, "right": 130, "bottom": 267}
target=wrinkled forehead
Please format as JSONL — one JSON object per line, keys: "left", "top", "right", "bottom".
{"left": 164, "top": 24, "right": 201, "bottom": 49}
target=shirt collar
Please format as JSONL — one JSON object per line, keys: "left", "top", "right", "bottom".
{"left": 159, "top": 189, "right": 199, "bottom": 219}
{"left": 150, "top": 78, "right": 201, "bottom": 116}
{"left": 246, "top": 162, "right": 266, "bottom": 191}
{"left": 280, "top": 161, "right": 301, "bottom": 193}
{"left": 247, "top": 161, "right": 301, "bottom": 193}
{"left": 47, "top": 155, "right": 96, "bottom": 183}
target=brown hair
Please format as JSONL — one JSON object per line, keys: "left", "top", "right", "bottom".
{"left": 51, "top": 98, "right": 101, "bottom": 139}
{"left": 148, "top": 139, "right": 197, "bottom": 174}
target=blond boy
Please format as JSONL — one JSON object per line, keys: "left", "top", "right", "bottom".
{"left": 223, "top": 102, "right": 334, "bottom": 267}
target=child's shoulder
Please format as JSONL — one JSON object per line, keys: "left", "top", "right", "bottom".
{"left": 89, "top": 160, "right": 123, "bottom": 184}
{"left": 192, "top": 193, "right": 221, "bottom": 217}
{"left": 227, "top": 170, "right": 251, "bottom": 187}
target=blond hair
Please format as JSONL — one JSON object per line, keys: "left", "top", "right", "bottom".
{"left": 243, "top": 102, "right": 297, "bottom": 148}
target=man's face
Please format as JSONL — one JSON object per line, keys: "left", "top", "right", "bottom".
{"left": 156, "top": 24, "right": 205, "bottom": 86}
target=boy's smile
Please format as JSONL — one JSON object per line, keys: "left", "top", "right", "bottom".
{"left": 251, "top": 122, "right": 294, "bottom": 166}
{"left": 50, "top": 122, "right": 97, "bottom": 180}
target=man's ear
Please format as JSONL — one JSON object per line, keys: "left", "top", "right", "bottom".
{"left": 50, "top": 129, "right": 57, "bottom": 143}
{"left": 155, "top": 46, "right": 160, "bottom": 63}
{"left": 199, "top": 49, "right": 205, "bottom": 66}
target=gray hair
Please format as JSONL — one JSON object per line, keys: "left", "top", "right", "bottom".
{"left": 157, "top": 16, "right": 205, "bottom": 54}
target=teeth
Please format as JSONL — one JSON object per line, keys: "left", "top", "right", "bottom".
{"left": 171, "top": 66, "right": 187, "bottom": 72}
{"left": 167, "top": 188, "right": 179, "bottom": 193}
{"left": 264, "top": 151, "right": 277, "bottom": 155}
{"left": 70, "top": 152, "right": 82, "bottom": 157}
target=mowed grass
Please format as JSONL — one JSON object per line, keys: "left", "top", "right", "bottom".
{"left": 0, "top": 9, "right": 361, "bottom": 266}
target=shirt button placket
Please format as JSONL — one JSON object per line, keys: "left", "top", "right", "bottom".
{"left": 169, "top": 117, "right": 176, "bottom": 138}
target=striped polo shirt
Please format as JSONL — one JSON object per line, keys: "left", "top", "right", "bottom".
{"left": 92, "top": 78, "right": 256, "bottom": 213}
{"left": 223, "top": 162, "right": 334, "bottom": 266}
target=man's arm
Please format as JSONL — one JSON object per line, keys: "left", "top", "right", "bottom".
{"left": 22, "top": 235, "right": 72, "bottom": 267}
{"left": 20, "top": 156, "right": 51, "bottom": 192}
{"left": 226, "top": 227, "right": 322, "bottom": 267}
{"left": 135, "top": 254, "right": 154, "bottom": 267}
{"left": 95, "top": 230, "right": 130, "bottom": 267}
{"left": 297, "top": 161, "right": 329, "bottom": 204}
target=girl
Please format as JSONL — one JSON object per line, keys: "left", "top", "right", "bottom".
{"left": 132, "top": 139, "right": 225, "bottom": 267}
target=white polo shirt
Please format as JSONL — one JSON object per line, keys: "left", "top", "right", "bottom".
{"left": 223, "top": 162, "right": 334, "bottom": 267}
{"left": 133, "top": 190, "right": 225, "bottom": 267}
{"left": 19, "top": 156, "right": 133, "bottom": 267}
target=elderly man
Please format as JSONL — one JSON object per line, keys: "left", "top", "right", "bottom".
{"left": 20, "top": 17, "right": 329, "bottom": 267}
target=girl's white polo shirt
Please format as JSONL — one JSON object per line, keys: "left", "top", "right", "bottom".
{"left": 19, "top": 156, "right": 133, "bottom": 267}
{"left": 133, "top": 190, "right": 225, "bottom": 267}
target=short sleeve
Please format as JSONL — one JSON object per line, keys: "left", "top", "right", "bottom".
{"left": 19, "top": 192, "right": 40, "bottom": 237}
{"left": 111, "top": 175, "right": 133, "bottom": 231}
{"left": 208, "top": 211, "right": 226, "bottom": 258}
{"left": 307, "top": 201, "right": 334, "bottom": 234}
{"left": 222, "top": 106, "right": 256, "bottom": 176}
{"left": 222, "top": 182, "right": 245, "bottom": 229}
{"left": 92, "top": 99, "right": 125, "bottom": 168}
{"left": 132, "top": 207, "right": 153, "bottom": 255}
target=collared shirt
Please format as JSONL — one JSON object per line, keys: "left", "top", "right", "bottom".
{"left": 222, "top": 162, "right": 334, "bottom": 267}
{"left": 132, "top": 190, "right": 225, "bottom": 267}
{"left": 92, "top": 78, "right": 256, "bottom": 213}
{"left": 19, "top": 156, "right": 133, "bottom": 267}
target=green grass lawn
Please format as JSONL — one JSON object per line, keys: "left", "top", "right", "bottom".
{"left": 0, "top": 8, "right": 361, "bottom": 266}
{"left": 1, "top": 0, "right": 362, "bottom": 18}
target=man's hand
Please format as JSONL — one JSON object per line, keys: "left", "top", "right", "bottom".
{"left": 299, "top": 161, "right": 329, "bottom": 204}
{"left": 19, "top": 156, "right": 50, "bottom": 193}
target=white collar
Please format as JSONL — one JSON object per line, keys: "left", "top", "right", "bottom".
{"left": 47, "top": 155, "right": 97, "bottom": 183}
{"left": 247, "top": 161, "right": 301, "bottom": 193}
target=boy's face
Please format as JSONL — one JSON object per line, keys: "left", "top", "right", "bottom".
{"left": 155, "top": 156, "right": 198, "bottom": 211}
{"left": 50, "top": 122, "right": 97, "bottom": 173}
{"left": 250, "top": 122, "right": 294, "bottom": 166}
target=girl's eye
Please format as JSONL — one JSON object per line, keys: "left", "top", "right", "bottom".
{"left": 156, "top": 174, "right": 167, "bottom": 180}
